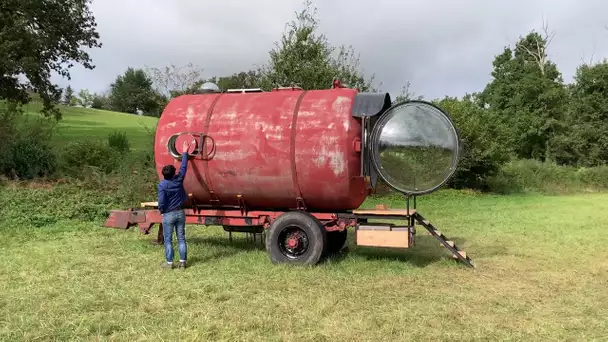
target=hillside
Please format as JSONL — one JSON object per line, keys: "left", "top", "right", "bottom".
{"left": 20, "top": 102, "right": 159, "bottom": 151}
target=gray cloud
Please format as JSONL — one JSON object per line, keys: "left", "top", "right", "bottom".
{"left": 53, "top": 0, "right": 608, "bottom": 100}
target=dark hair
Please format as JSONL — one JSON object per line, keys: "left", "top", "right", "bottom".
{"left": 162, "top": 165, "right": 176, "bottom": 179}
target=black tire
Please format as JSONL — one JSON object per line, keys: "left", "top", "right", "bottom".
{"left": 325, "top": 230, "right": 348, "bottom": 256}
{"left": 266, "top": 211, "right": 327, "bottom": 266}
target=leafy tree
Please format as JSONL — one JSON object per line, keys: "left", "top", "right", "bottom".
{"left": 108, "top": 68, "right": 160, "bottom": 114}
{"left": 435, "top": 94, "right": 510, "bottom": 189}
{"left": 91, "top": 93, "right": 108, "bottom": 110}
{"left": 258, "top": 0, "right": 377, "bottom": 91}
{"left": 76, "top": 89, "right": 95, "bottom": 108}
{"left": 210, "top": 70, "right": 265, "bottom": 91}
{"left": 0, "top": 0, "right": 101, "bottom": 120}
{"left": 63, "top": 86, "right": 75, "bottom": 106}
{"left": 554, "top": 60, "right": 608, "bottom": 166}
{"left": 479, "top": 24, "right": 568, "bottom": 161}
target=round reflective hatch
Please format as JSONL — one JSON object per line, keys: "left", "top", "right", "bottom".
{"left": 370, "top": 100, "right": 460, "bottom": 196}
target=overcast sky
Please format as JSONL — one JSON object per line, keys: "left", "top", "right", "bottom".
{"left": 53, "top": 0, "right": 608, "bottom": 100}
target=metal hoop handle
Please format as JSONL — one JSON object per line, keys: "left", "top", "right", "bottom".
{"left": 167, "top": 132, "right": 215, "bottom": 160}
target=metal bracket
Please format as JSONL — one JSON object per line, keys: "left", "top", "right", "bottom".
{"left": 406, "top": 195, "right": 417, "bottom": 227}
{"left": 209, "top": 190, "right": 220, "bottom": 206}
{"left": 237, "top": 194, "right": 247, "bottom": 215}
{"left": 296, "top": 197, "right": 306, "bottom": 211}
{"left": 187, "top": 193, "right": 199, "bottom": 214}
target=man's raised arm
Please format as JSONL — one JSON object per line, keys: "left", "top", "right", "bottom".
{"left": 174, "top": 151, "right": 189, "bottom": 183}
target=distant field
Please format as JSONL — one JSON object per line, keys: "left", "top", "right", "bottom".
{"left": 18, "top": 102, "right": 159, "bottom": 150}
{"left": 1, "top": 187, "right": 608, "bottom": 340}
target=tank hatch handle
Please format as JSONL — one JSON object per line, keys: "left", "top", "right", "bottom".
{"left": 167, "top": 132, "right": 216, "bottom": 160}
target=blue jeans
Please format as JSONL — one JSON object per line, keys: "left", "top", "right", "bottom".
{"left": 162, "top": 209, "right": 187, "bottom": 263}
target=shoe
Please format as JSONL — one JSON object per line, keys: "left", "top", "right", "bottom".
{"left": 177, "top": 261, "right": 187, "bottom": 269}
{"left": 160, "top": 262, "right": 174, "bottom": 269}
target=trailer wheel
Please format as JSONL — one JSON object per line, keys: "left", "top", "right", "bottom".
{"left": 266, "top": 211, "right": 327, "bottom": 266}
{"left": 325, "top": 230, "right": 348, "bottom": 256}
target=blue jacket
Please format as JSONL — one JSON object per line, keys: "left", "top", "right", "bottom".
{"left": 158, "top": 152, "right": 189, "bottom": 214}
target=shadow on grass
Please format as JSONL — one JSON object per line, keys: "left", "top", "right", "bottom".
{"left": 178, "top": 234, "right": 473, "bottom": 268}
{"left": 184, "top": 236, "right": 265, "bottom": 266}
{"left": 320, "top": 235, "right": 470, "bottom": 268}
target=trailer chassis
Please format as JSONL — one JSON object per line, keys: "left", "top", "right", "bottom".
{"left": 103, "top": 200, "right": 474, "bottom": 268}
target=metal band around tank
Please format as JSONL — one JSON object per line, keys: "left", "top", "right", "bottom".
{"left": 290, "top": 91, "right": 308, "bottom": 203}
{"left": 202, "top": 94, "right": 224, "bottom": 202}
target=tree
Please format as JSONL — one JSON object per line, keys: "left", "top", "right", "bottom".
{"left": 108, "top": 68, "right": 160, "bottom": 115}
{"left": 76, "top": 89, "right": 95, "bottom": 108}
{"left": 258, "top": 0, "right": 377, "bottom": 91}
{"left": 145, "top": 63, "right": 205, "bottom": 98}
{"left": 0, "top": 0, "right": 101, "bottom": 120}
{"left": 393, "top": 81, "right": 423, "bottom": 104}
{"left": 210, "top": 70, "right": 264, "bottom": 90}
{"left": 553, "top": 60, "right": 608, "bottom": 166}
{"left": 63, "top": 86, "right": 74, "bottom": 106}
{"left": 517, "top": 20, "right": 556, "bottom": 77}
{"left": 435, "top": 94, "right": 510, "bottom": 189}
{"left": 478, "top": 26, "right": 568, "bottom": 161}
{"left": 91, "top": 93, "right": 108, "bottom": 110}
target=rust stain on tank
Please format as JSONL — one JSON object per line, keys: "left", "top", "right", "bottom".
{"left": 184, "top": 105, "right": 195, "bottom": 128}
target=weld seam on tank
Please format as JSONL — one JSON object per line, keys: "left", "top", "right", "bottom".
{"left": 290, "top": 91, "right": 308, "bottom": 203}
{"left": 202, "top": 93, "right": 224, "bottom": 203}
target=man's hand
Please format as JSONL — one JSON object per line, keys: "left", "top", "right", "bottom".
{"left": 182, "top": 141, "right": 192, "bottom": 154}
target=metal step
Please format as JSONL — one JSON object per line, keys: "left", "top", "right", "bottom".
{"left": 414, "top": 213, "right": 475, "bottom": 268}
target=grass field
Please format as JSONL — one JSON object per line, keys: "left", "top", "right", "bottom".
{"left": 17, "top": 101, "right": 158, "bottom": 150}
{"left": 2, "top": 104, "right": 608, "bottom": 340}
{"left": 2, "top": 186, "right": 608, "bottom": 341}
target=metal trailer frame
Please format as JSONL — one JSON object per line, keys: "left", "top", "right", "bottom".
{"left": 103, "top": 195, "right": 474, "bottom": 268}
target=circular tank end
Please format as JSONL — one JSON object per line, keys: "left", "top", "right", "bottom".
{"left": 370, "top": 100, "right": 460, "bottom": 196}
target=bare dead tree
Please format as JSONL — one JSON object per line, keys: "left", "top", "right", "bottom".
{"left": 580, "top": 49, "right": 597, "bottom": 67}
{"left": 519, "top": 17, "right": 556, "bottom": 76}
{"left": 144, "top": 63, "right": 205, "bottom": 97}
{"left": 393, "top": 81, "right": 423, "bottom": 104}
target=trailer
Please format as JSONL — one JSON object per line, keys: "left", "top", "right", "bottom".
{"left": 102, "top": 80, "right": 474, "bottom": 267}
{"left": 104, "top": 198, "right": 473, "bottom": 267}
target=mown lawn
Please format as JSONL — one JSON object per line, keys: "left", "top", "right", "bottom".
{"left": 12, "top": 101, "right": 158, "bottom": 150}
{"left": 1, "top": 188, "right": 607, "bottom": 341}
{"left": 52, "top": 106, "right": 157, "bottom": 149}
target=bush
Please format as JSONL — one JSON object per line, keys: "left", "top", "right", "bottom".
{"left": 59, "top": 139, "right": 121, "bottom": 175}
{"left": 108, "top": 130, "right": 131, "bottom": 153}
{"left": 7, "top": 138, "right": 57, "bottom": 179}
{"left": 0, "top": 106, "right": 58, "bottom": 180}
{"left": 487, "top": 159, "right": 608, "bottom": 194}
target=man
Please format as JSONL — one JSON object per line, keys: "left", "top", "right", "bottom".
{"left": 158, "top": 147, "right": 191, "bottom": 269}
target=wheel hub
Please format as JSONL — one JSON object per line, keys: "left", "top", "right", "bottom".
{"left": 287, "top": 237, "right": 299, "bottom": 248}
{"left": 278, "top": 226, "right": 309, "bottom": 259}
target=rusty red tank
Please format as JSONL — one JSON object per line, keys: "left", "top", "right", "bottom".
{"left": 154, "top": 87, "right": 370, "bottom": 211}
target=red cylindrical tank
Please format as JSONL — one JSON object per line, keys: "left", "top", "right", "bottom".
{"left": 154, "top": 87, "right": 369, "bottom": 211}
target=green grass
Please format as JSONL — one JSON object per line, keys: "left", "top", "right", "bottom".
{"left": 3, "top": 100, "right": 608, "bottom": 339}
{"left": 17, "top": 101, "right": 158, "bottom": 150}
{"left": 1, "top": 187, "right": 608, "bottom": 341}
